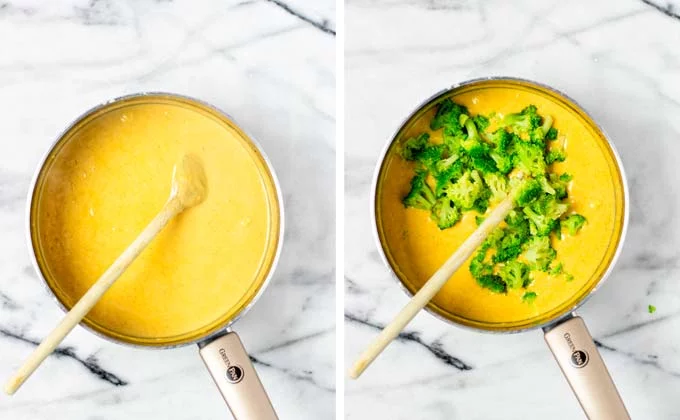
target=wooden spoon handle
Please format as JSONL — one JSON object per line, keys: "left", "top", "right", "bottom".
{"left": 349, "top": 195, "right": 515, "bottom": 379}
{"left": 4, "top": 198, "right": 184, "bottom": 395}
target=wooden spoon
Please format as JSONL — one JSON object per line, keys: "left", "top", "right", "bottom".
{"left": 4, "top": 154, "right": 207, "bottom": 395}
{"left": 349, "top": 193, "right": 515, "bottom": 379}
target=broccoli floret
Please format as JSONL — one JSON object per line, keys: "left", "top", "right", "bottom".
{"left": 461, "top": 119, "right": 482, "bottom": 150}
{"left": 550, "top": 262, "right": 564, "bottom": 275}
{"left": 488, "top": 130, "right": 515, "bottom": 174}
{"left": 522, "top": 291, "right": 537, "bottom": 303}
{"left": 549, "top": 173, "right": 569, "bottom": 199}
{"left": 442, "top": 170, "right": 485, "bottom": 210}
{"left": 505, "top": 209, "right": 527, "bottom": 227}
{"left": 434, "top": 155, "right": 466, "bottom": 195}
{"left": 472, "top": 115, "right": 490, "bottom": 132}
{"left": 430, "top": 197, "right": 461, "bottom": 229}
{"left": 472, "top": 188, "right": 492, "bottom": 214}
{"left": 399, "top": 133, "right": 430, "bottom": 161}
{"left": 513, "top": 178, "right": 542, "bottom": 207}
{"left": 502, "top": 105, "right": 542, "bottom": 136}
{"left": 475, "top": 215, "right": 485, "bottom": 226}
{"left": 513, "top": 140, "right": 547, "bottom": 177}
{"left": 493, "top": 221, "right": 530, "bottom": 263}
{"left": 476, "top": 274, "right": 507, "bottom": 294}
{"left": 483, "top": 172, "right": 508, "bottom": 203}
{"left": 415, "top": 144, "right": 444, "bottom": 172}
{"left": 562, "top": 214, "right": 587, "bottom": 235}
{"left": 431, "top": 99, "right": 468, "bottom": 132}
{"left": 499, "top": 261, "right": 529, "bottom": 289}
{"left": 468, "top": 143, "right": 498, "bottom": 174}
{"left": 470, "top": 240, "right": 494, "bottom": 278}
{"left": 546, "top": 127, "right": 558, "bottom": 140}
{"left": 537, "top": 175, "right": 556, "bottom": 195}
{"left": 523, "top": 195, "right": 568, "bottom": 236}
{"left": 402, "top": 171, "right": 436, "bottom": 210}
{"left": 523, "top": 236, "right": 556, "bottom": 271}
{"left": 546, "top": 149, "right": 566, "bottom": 164}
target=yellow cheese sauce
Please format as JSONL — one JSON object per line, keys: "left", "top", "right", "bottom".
{"left": 32, "top": 96, "right": 280, "bottom": 344}
{"left": 377, "top": 83, "right": 625, "bottom": 329}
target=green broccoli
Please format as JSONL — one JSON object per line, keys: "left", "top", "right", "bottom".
{"left": 431, "top": 197, "right": 461, "bottom": 229}
{"left": 472, "top": 115, "right": 490, "bottom": 132}
{"left": 522, "top": 291, "right": 537, "bottom": 303}
{"left": 483, "top": 172, "right": 508, "bottom": 203}
{"left": 513, "top": 178, "right": 542, "bottom": 207}
{"left": 442, "top": 170, "right": 485, "bottom": 210}
{"left": 523, "top": 236, "right": 556, "bottom": 271}
{"left": 541, "top": 115, "right": 554, "bottom": 136}
{"left": 550, "top": 262, "right": 564, "bottom": 275}
{"left": 546, "top": 149, "right": 566, "bottom": 164}
{"left": 513, "top": 140, "right": 547, "bottom": 177}
{"left": 431, "top": 99, "right": 468, "bottom": 132}
{"left": 501, "top": 105, "right": 542, "bottom": 136}
{"left": 549, "top": 173, "right": 570, "bottom": 199}
{"left": 399, "top": 133, "right": 430, "bottom": 161}
{"left": 523, "top": 195, "right": 568, "bottom": 236}
{"left": 562, "top": 214, "right": 587, "bottom": 235}
{"left": 402, "top": 171, "right": 436, "bottom": 210}
{"left": 545, "top": 127, "right": 558, "bottom": 141}
{"left": 415, "top": 144, "right": 444, "bottom": 172}
{"left": 499, "top": 261, "right": 530, "bottom": 289}
{"left": 434, "top": 155, "right": 466, "bottom": 195}
{"left": 489, "top": 130, "right": 515, "bottom": 174}
{"left": 468, "top": 143, "right": 498, "bottom": 174}
{"left": 476, "top": 274, "right": 507, "bottom": 294}
{"left": 537, "top": 175, "right": 556, "bottom": 195}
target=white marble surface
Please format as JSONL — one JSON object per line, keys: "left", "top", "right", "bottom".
{"left": 0, "top": 0, "right": 335, "bottom": 419}
{"left": 345, "top": 0, "right": 680, "bottom": 419}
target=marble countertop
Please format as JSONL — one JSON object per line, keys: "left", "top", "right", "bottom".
{"left": 344, "top": 0, "right": 680, "bottom": 419}
{"left": 0, "top": 0, "right": 335, "bottom": 419}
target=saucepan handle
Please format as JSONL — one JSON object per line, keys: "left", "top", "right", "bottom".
{"left": 543, "top": 315, "right": 630, "bottom": 420}
{"left": 198, "top": 331, "right": 278, "bottom": 420}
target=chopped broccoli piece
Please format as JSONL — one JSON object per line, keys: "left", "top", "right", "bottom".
{"left": 475, "top": 215, "right": 485, "bottom": 226}
{"left": 472, "top": 115, "right": 490, "bottom": 132}
{"left": 501, "top": 105, "right": 542, "bottom": 136}
{"left": 562, "top": 214, "right": 587, "bottom": 235}
{"left": 468, "top": 143, "right": 498, "bottom": 174}
{"left": 522, "top": 291, "right": 537, "bottom": 303}
{"left": 402, "top": 171, "right": 435, "bottom": 210}
{"left": 416, "top": 144, "right": 445, "bottom": 172}
{"left": 431, "top": 197, "right": 461, "bottom": 229}
{"left": 546, "top": 149, "right": 566, "bottom": 164}
{"left": 499, "top": 261, "right": 529, "bottom": 289}
{"left": 442, "top": 170, "right": 485, "bottom": 210}
{"left": 545, "top": 127, "right": 558, "bottom": 140}
{"left": 434, "top": 155, "right": 466, "bottom": 195}
{"left": 537, "top": 175, "right": 556, "bottom": 195}
{"left": 431, "top": 99, "right": 468, "bottom": 132}
{"left": 523, "top": 236, "right": 556, "bottom": 271}
{"left": 550, "top": 262, "right": 564, "bottom": 275}
{"left": 476, "top": 274, "right": 507, "bottom": 294}
{"left": 549, "top": 173, "right": 569, "bottom": 199}
{"left": 399, "top": 133, "right": 430, "bottom": 161}
{"left": 514, "top": 140, "right": 547, "bottom": 177}
{"left": 523, "top": 195, "right": 568, "bottom": 236}
{"left": 483, "top": 172, "right": 508, "bottom": 203}
{"left": 513, "top": 178, "right": 542, "bottom": 207}
{"left": 648, "top": 304, "right": 656, "bottom": 314}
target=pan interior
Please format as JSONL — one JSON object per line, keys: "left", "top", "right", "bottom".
{"left": 375, "top": 79, "right": 626, "bottom": 332}
{"left": 30, "top": 95, "right": 281, "bottom": 347}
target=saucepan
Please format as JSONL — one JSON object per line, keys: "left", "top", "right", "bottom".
{"left": 371, "top": 78, "right": 629, "bottom": 419}
{"left": 26, "top": 93, "right": 283, "bottom": 420}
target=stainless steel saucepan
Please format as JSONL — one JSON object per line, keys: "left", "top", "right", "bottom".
{"left": 372, "top": 78, "right": 630, "bottom": 419}
{"left": 27, "top": 93, "right": 284, "bottom": 420}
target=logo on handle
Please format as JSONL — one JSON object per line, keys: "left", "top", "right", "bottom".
{"left": 564, "top": 333, "right": 589, "bottom": 368}
{"left": 219, "top": 348, "right": 245, "bottom": 384}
